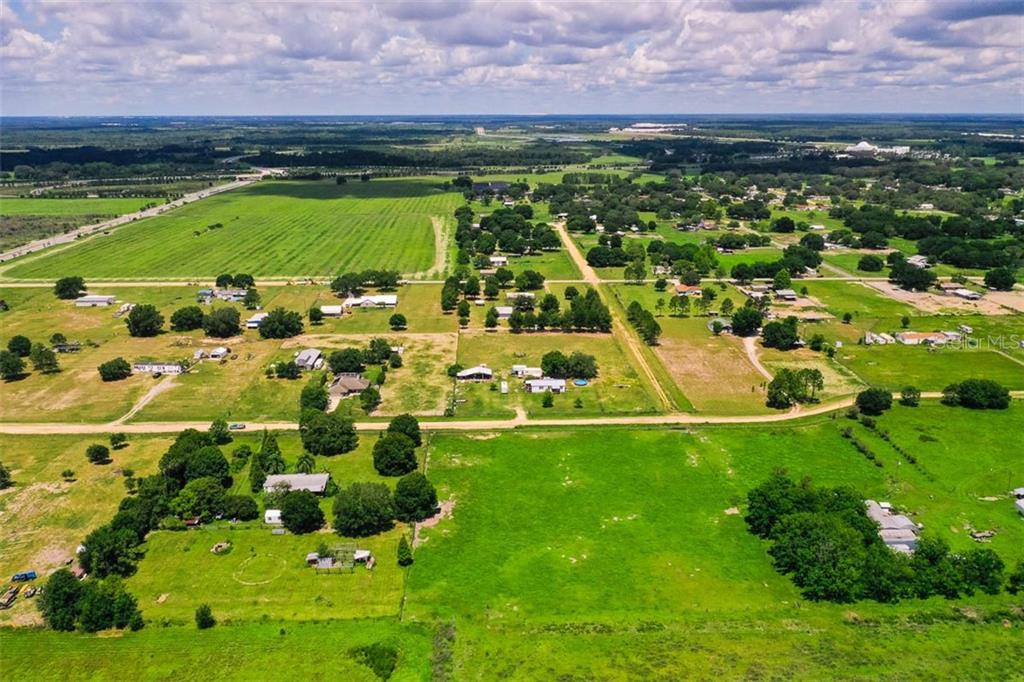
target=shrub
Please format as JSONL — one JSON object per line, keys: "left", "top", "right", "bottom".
{"left": 349, "top": 642, "right": 399, "bottom": 681}
{"left": 86, "top": 444, "right": 111, "bottom": 464}
{"left": 900, "top": 386, "right": 921, "bottom": 407}
{"left": 942, "top": 379, "right": 1011, "bottom": 410}
{"left": 98, "top": 357, "right": 132, "bottom": 381}
{"left": 195, "top": 604, "right": 216, "bottom": 629}
{"left": 855, "top": 388, "right": 893, "bottom": 416}
{"left": 397, "top": 535, "right": 413, "bottom": 567}
{"left": 393, "top": 471, "right": 438, "bottom": 522}
{"left": 110, "top": 433, "right": 128, "bottom": 449}
{"left": 125, "top": 304, "right": 164, "bottom": 337}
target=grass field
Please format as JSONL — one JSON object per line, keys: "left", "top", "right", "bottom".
{"left": 833, "top": 344, "right": 1024, "bottom": 390}
{"left": 4, "top": 179, "right": 459, "bottom": 279}
{"left": 0, "top": 197, "right": 164, "bottom": 252}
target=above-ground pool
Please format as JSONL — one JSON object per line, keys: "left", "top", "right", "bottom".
{"left": 574, "top": 379, "right": 589, "bottom": 386}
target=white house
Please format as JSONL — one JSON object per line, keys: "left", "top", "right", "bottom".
{"left": 132, "top": 361, "right": 185, "bottom": 375}
{"left": 263, "top": 473, "right": 330, "bottom": 494}
{"left": 506, "top": 291, "right": 534, "bottom": 301}
{"left": 511, "top": 364, "right": 543, "bottom": 379}
{"left": 264, "top": 509, "right": 282, "bottom": 525}
{"left": 907, "top": 255, "right": 930, "bottom": 269}
{"left": 320, "top": 305, "right": 345, "bottom": 317}
{"left": 295, "top": 348, "right": 324, "bottom": 370}
{"left": 489, "top": 255, "right": 509, "bottom": 267}
{"left": 209, "top": 346, "right": 230, "bottom": 359}
{"left": 246, "top": 312, "right": 269, "bottom": 329}
{"left": 866, "top": 500, "right": 920, "bottom": 553}
{"left": 341, "top": 295, "right": 398, "bottom": 308}
{"left": 75, "top": 294, "right": 116, "bottom": 307}
{"left": 525, "top": 378, "right": 566, "bottom": 394}
{"left": 495, "top": 306, "right": 514, "bottom": 320}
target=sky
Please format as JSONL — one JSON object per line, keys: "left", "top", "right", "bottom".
{"left": 1, "top": 0, "right": 1022, "bottom": 116}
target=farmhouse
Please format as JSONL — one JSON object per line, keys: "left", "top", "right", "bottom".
{"left": 295, "top": 348, "right": 324, "bottom": 370}
{"left": 330, "top": 375, "right": 370, "bottom": 397}
{"left": 457, "top": 365, "right": 493, "bottom": 381}
{"left": 525, "top": 378, "right": 567, "bottom": 394}
{"left": 511, "top": 364, "right": 543, "bottom": 379}
{"left": 341, "top": 295, "right": 398, "bottom": 308}
{"left": 132, "top": 361, "right": 185, "bottom": 375}
{"left": 895, "top": 331, "right": 960, "bottom": 345}
{"left": 866, "top": 500, "right": 920, "bottom": 553}
{"left": 489, "top": 255, "right": 509, "bottom": 267}
{"left": 495, "top": 306, "right": 514, "bottom": 320}
{"left": 674, "top": 284, "right": 703, "bottom": 297}
{"left": 263, "top": 473, "right": 330, "bottom": 495}
{"left": 74, "top": 294, "right": 115, "bottom": 307}
{"left": 246, "top": 312, "right": 268, "bottom": 329}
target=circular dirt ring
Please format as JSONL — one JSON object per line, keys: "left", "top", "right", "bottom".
{"left": 232, "top": 553, "right": 287, "bottom": 586}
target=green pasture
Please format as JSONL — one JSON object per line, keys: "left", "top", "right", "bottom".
{"left": 4, "top": 179, "right": 458, "bottom": 279}
{"left": 0, "top": 197, "right": 162, "bottom": 217}
{"left": 834, "top": 344, "right": 1024, "bottom": 391}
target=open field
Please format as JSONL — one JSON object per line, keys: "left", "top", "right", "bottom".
{"left": 4, "top": 179, "right": 459, "bottom": 279}
{"left": 834, "top": 344, "right": 1024, "bottom": 390}
{"left": 0, "top": 196, "right": 165, "bottom": 251}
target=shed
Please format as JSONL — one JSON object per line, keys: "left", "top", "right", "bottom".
{"left": 264, "top": 509, "right": 282, "bottom": 525}
{"left": 295, "top": 348, "right": 324, "bottom": 370}
{"left": 320, "top": 305, "right": 345, "bottom": 317}
{"left": 495, "top": 306, "right": 514, "bottom": 320}
{"left": 456, "top": 365, "right": 493, "bottom": 381}
{"left": 209, "top": 346, "right": 230, "bottom": 359}
{"left": 774, "top": 289, "right": 798, "bottom": 301}
{"left": 74, "top": 294, "right": 116, "bottom": 307}
{"left": 511, "top": 364, "right": 543, "bottom": 378}
{"left": 263, "top": 473, "right": 330, "bottom": 495}
{"left": 246, "top": 312, "right": 269, "bottom": 329}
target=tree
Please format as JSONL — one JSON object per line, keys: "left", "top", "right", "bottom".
{"left": 900, "top": 315, "right": 911, "bottom": 329}
{"left": 202, "top": 307, "right": 241, "bottom": 338}
{"left": 170, "top": 306, "right": 205, "bottom": 331}
{"left": 215, "top": 274, "right": 234, "bottom": 288}
{"left": 1007, "top": 561, "right": 1024, "bottom": 595}
{"left": 761, "top": 317, "right": 800, "bottom": 350}
{"left": 98, "top": 357, "right": 132, "bottom": 382}
{"left": 483, "top": 278, "right": 500, "bottom": 299}
{"left": 542, "top": 392, "right": 554, "bottom": 408}
{"left": 295, "top": 452, "right": 316, "bottom": 474}
{"left": 258, "top": 308, "right": 303, "bottom": 339}
{"left": 49, "top": 332, "right": 67, "bottom": 346}
{"left": 889, "top": 262, "right": 937, "bottom": 291}
{"left": 720, "top": 298, "right": 734, "bottom": 316}
{"left": 772, "top": 269, "right": 792, "bottom": 290}
{"left": 328, "top": 348, "right": 364, "bottom": 374}
{"left": 333, "top": 482, "right": 395, "bottom": 537}
{"left": 171, "top": 477, "right": 227, "bottom": 521}
{"left": 300, "top": 378, "right": 329, "bottom": 412}
{"left": 77, "top": 577, "right": 141, "bottom": 632}
{"left": 900, "top": 386, "right": 921, "bottom": 407}
{"left": 7, "top": 335, "right": 31, "bottom": 357}
{"left": 222, "top": 495, "right": 259, "bottom": 520}
{"left": 80, "top": 524, "right": 142, "bottom": 577}
{"left": 185, "top": 446, "right": 229, "bottom": 482}
{"left": 389, "top": 313, "right": 407, "bottom": 330}
{"left": 484, "top": 306, "right": 498, "bottom": 329}
{"left": 0, "top": 461, "right": 10, "bottom": 489}
{"left": 308, "top": 306, "right": 324, "bottom": 325}
{"left": 984, "top": 267, "right": 1017, "bottom": 291}
{"left": 387, "top": 414, "right": 422, "bottom": 446}
{"left": 858, "top": 255, "right": 885, "bottom": 272}
{"left": 54, "top": 276, "right": 86, "bottom": 300}
{"left": 195, "top": 604, "right": 216, "bottom": 629}
{"left": 731, "top": 306, "right": 763, "bottom": 336}
{"left": 942, "top": 379, "right": 1010, "bottom": 409}
{"left": 125, "top": 304, "right": 164, "bottom": 337}
{"left": 394, "top": 472, "right": 438, "bottom": 522}
{"left": 248, "top": 452, "right": 266, "bottom": 494}
{"left": 0, "top": 350, "right": 25, "bottom": 380}
{"left": 397, "top": 535, "right": 413, "bottom": 566}
{"left": 771, "top": 216, "right": 795, "bottom": 233}
{"left": 209, "top": 419, "right": 231, "bottom": 445}
{"left": 233, "top": 273, "right": 255, "bottom": 289}
{"left": 769, "top": 511, "right": 865, "bottom": 602}
{"left": 360, "top": 385, "right": 381, "bottom": 413}
{"left": 29, "top": 343, "right": 59, "bottom": 373}
{"left": 242, "top": 288, "right": 262, "bottom": 310}
{"left": 856, "top": 388, "right": 893, "bottom": 416}
{"left": 959, "top": 548, "right": 1005, "bottom": 596}
{"left": 373, "top": 432, "right": 418, "bottom": 476}
{"left": 274, "top": 360, "right": 300, "bottom": 379}
{"left": 86, "top": 443, "right": 111, "bottom": 464}
{"left": 299, "top": 410, "right": 358, "bottom": 456}
{"left": 38, "top": 569, "right": 83, "bottom": 631}
{"left": 281, "top": 490, "right": 325, "bottom": 534}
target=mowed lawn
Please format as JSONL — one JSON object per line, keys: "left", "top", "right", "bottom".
{"left": 5, "top": 179, "right": 459, "bottom": 279}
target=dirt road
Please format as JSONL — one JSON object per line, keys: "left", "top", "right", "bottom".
{"left": 554, "top": 222, "right": 674, "bottom": 411}
{"left": 742, "top": 336, "right": 774, "bottom": 380}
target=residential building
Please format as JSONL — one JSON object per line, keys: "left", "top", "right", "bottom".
{"left": 74, "top": 294, "right": 116, "bottom": 307}
{"left": 132, "top": 361, "right": 185, "bottom": 375}
{"left": 330, "top": 375, "right": 370, "bottom": 397}
{"left": 495, "top": 306, "right": 514, "bottom": 320}
{"left": 525, "top": 378, "right": 567, "bottom": 394}
{"left": 774, "top": 289, "right": 798, "bottom": 301}
{"left": 264, "top": 509, "right": 282, "bottom": 525}
{"left": 674, "top": 284, "right": 703, "bottom": 297}
{"left": 895, "top": 331, "right": 960, "bottom": 345}
{"left": 246, "top": 312, "right": 269, "bottom": 329}
{"left": 341, "top": 295, "right": 398, "bottom": 308}
{"left": 295, "top": 348, "right": 324, "bottom": 370}
{"left": 263, "top": 473, "right": 330, "bottom": 495}
{"left": 866, "top": 500, "right": 920, "bottom": 553}
{"left": 510, "top": 364, "right": 543, "bottom": 379}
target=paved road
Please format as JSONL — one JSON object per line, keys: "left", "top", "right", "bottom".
{"left": 553, "top": 221, "right": 674, "bottom": 410}
{"left": 0, "top": 170, "right": 278, "bottom": 264}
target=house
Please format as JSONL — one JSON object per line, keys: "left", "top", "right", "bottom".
{"left": 495, "top": 306, "right": 514, "bottom": 320}
{"left": 809, "top": 223, "right": 826, "bottom": 231}
{"left": 133, "top": 361, "right": 185, "bottom": 375}
{"left": 264, "top": 509, "right": 282, "bottom": 525}
{"left": 511, "top": 364, "right": 543, "bottom": 379}
{"left": 456, "top": 365, "right": 493, "bottom": 381}
{"left": 525, "top": 378, "right": 567, "bottom": 394}
{"left": 74, "top": 294, "right": 115, "bottom": 307}
{"left": 320, "top": 305, "right": 345, "bottom": 317}
{"left": 295, "top": 348, "right": 324, "bottom": 370}
{"left": 1016, "top": 499, "right": 1024, "bottom": 517}
{"left": 209, "top": 346, "right": 230, "bottom": 359}
{"left": 918, "top": 203, "right": 935, "bottom": 211}
{"left": 866, "top": 500, "right": 920, "bottom": 553}
{"left": 906, "top": 255, "right": 930, "bottom": 269}
{"left": 506, "top": 291, "right": 534, "bottom": 301}
{"left": 341, "top": 295, "right": 398, "bottom": 308}
{"left": 197, "top": 288, "right": 214, "bottom": 303}
{"left": 774, "top": 289, "right": 798, "bottom": 301}
{"left": 263, "top": 473, "right": 330, "bottom": 495}
{"left": 953, "top": 288, "right": 981, "bottom": 301}
{"left": 330, "top": 375, "right": 370, "bottom": 397}
{"left": 674, "top": 284, "right": 703, "bottom": 298}
{"left": 246, "top": 312, "right": 268, "bottom": 329}
{"left": 201, "top": 288, "right": 247, "bottom": 303}
{"left": 895, "top": 331, "right": 960, "bottom": 346}
{"left": 864, "top": 332, "right": 897, "bottom": 345}
{"left": 489, "top": 255, "right": 509, "bottom": 267}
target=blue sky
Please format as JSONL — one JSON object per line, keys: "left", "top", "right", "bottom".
{"left": 1, "top": 0, "right": 1021, "bottom": 115}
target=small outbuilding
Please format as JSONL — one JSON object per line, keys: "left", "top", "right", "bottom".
{"left": 74, "top": 294, "right": 116, "bottom": 307}
{"left": 295, "top": 348, "right": 324, "bottom": 370}
{"left": 246, "top": 312, "right": 269, "bottom": 329}
{"left": 457, "top": 365, "right": 493, "bottom": 381}
{"left": 264, "top": 509, "right": 282, "bottom": 525}
{"left": 263, "top": 473, "right": 330, "bottom": 495}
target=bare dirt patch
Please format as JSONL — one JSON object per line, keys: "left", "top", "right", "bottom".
{"left": 654, "top": 333, "right": 769, "bottom": 414}
{"left": 413, "top": 498, "right": 455, "bottom": 547}
{"left": 865, "top": 281, "right": 1011, "bottom": 315}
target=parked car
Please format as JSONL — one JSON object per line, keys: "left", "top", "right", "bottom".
{"left": 229, "top": 423, "right": 246, "bottom": 430}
